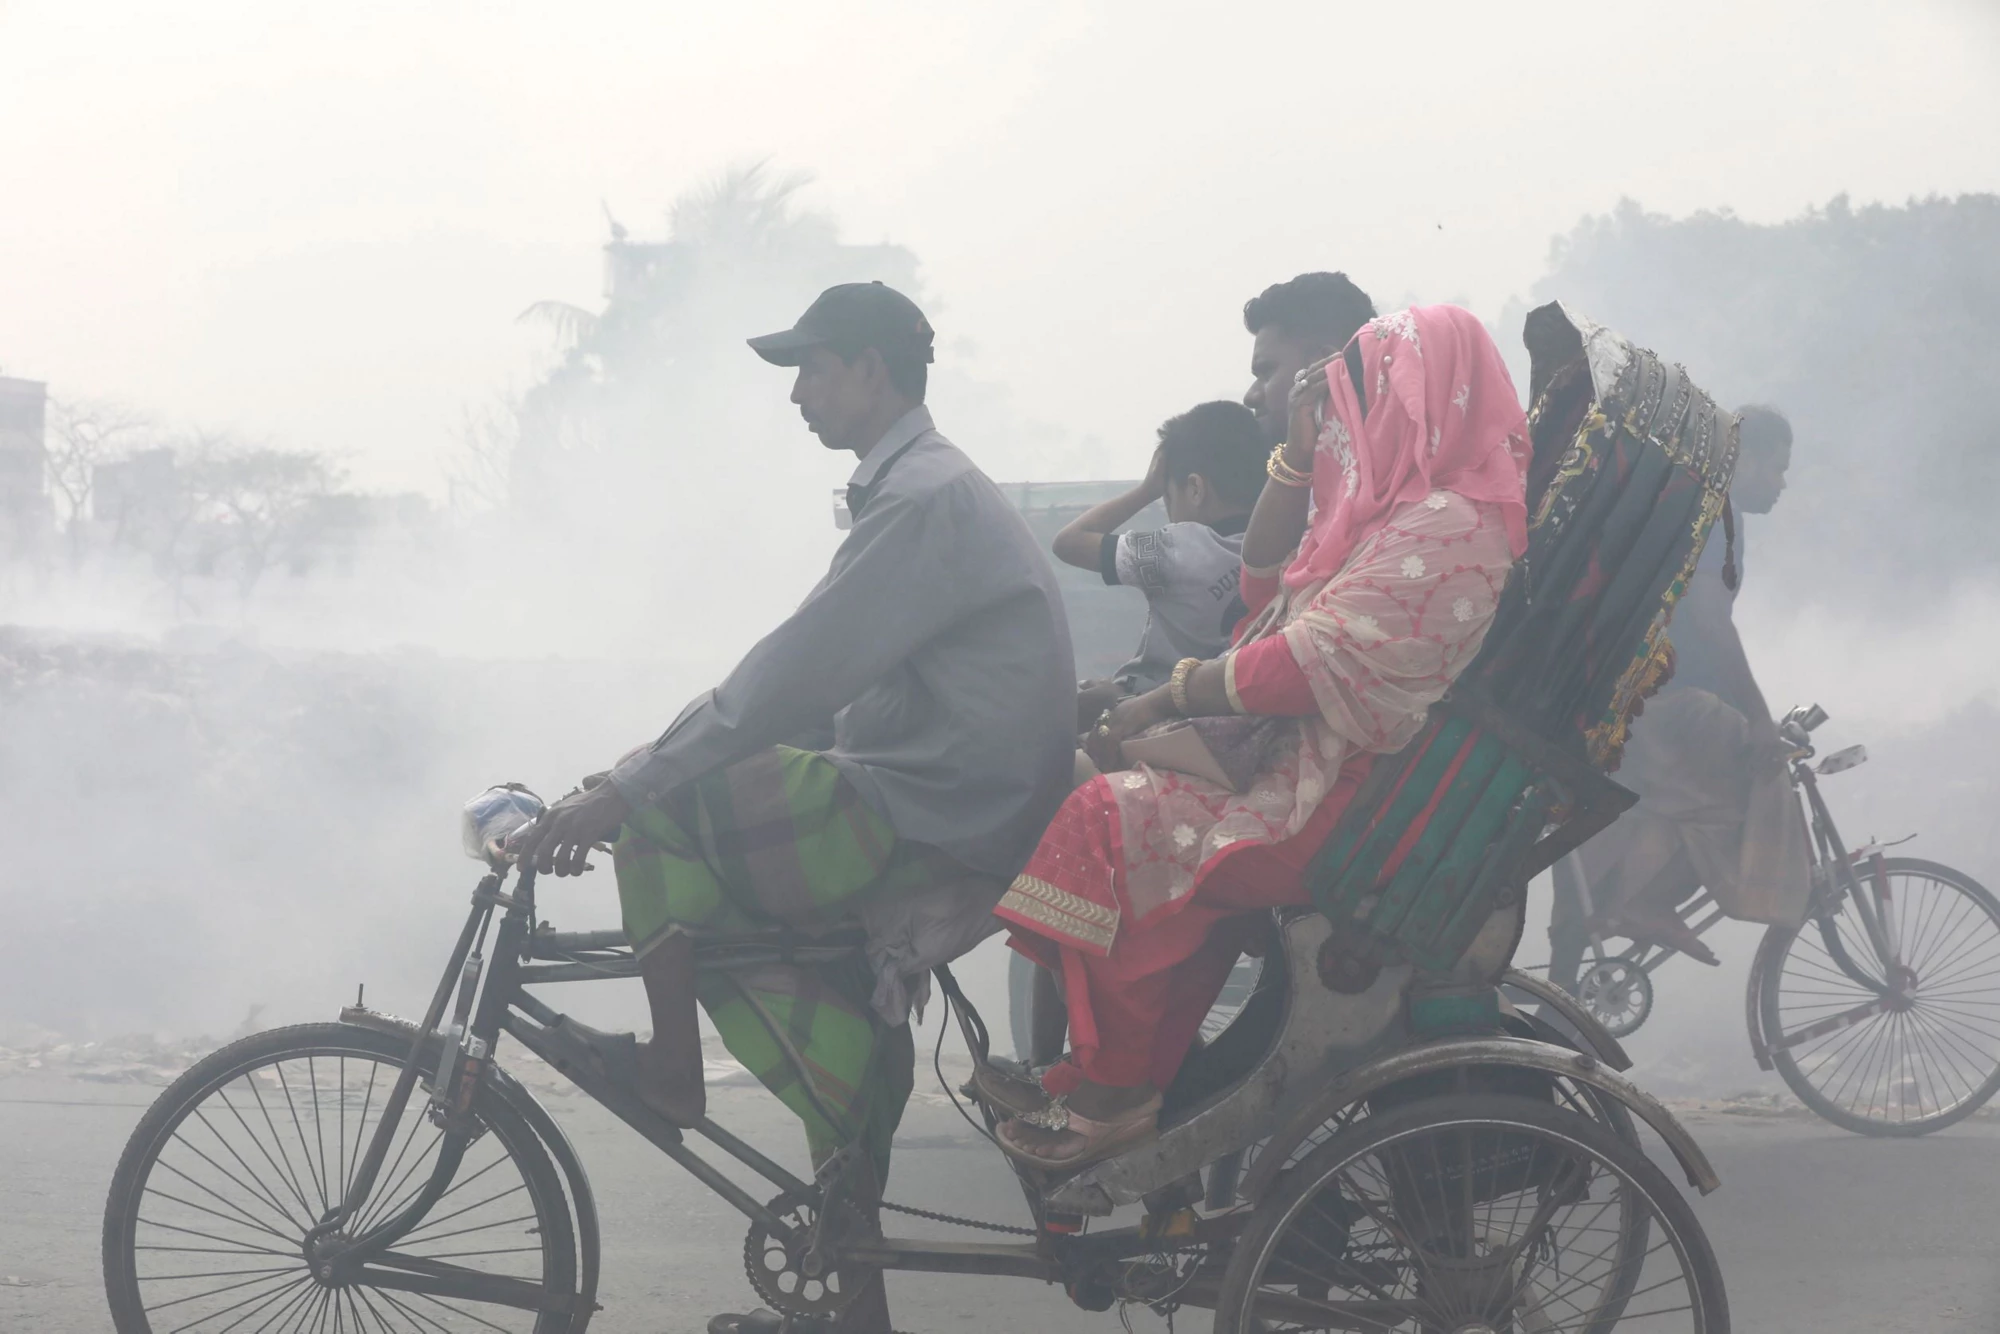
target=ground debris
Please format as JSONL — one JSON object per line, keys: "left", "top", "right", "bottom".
{"left": 0, "top": 1031, "right": 212, "bottom": 1086}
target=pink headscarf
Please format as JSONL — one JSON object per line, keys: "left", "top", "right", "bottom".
{"left": 1284, "top": 305, "right": 1529, "bottom": 592}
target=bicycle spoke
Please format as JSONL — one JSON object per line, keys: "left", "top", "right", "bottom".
{"left": 142, "top": 1266, "right": 302, "bottom": 1284}
{"left": 150, "top": 1268, "right": 306, "bottom": 1315}
{"left": 273, "top": 1063, "right": 330, "bottom": 1214}
{"left": 153, "top": 1157, "right": 303, "bottom": 1243}
{"left": 407, "top": 1290, "right": 517, "bottom": 1334}
{"left": 346, "top": 1061, "right": 381, "bottom": 1202}
{"left": 163, "top": 1271, "right": 312, "bottom": 1332}
{"left": 139, "top": 1217, "right": 299, "bottom": 1258}
{"left": 396, "top": 1182, "right": 527, "bottom": 1246}
{"left": 248, "top": 1277, "right": 324, "bottom": 1334}
{"left": 211, "top": 1090, "right": 317, "bottom": 1224}
{"left": 351, "top": 1112, "right": 441, "bottom": 1236}
{"left": 124, "top": 1039, "right": 553, "bottom": 1334}
{"left": 174, "top": 1122, "right": 311, "bottom": 1234}
{"left": 145, "top": 1186, "right": 300, "bottom": 1249}
{"left": 391, "top": 1212, "right": 539, "bottom": 1249}
{"left": 309, "top": 1058, "right": 334, "bottom": 1219}
{"left": 372, "top": 1287, "right": 460, "bottom": 1334}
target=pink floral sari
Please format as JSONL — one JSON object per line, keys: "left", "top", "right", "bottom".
{"left": 996, "top": 306, "right": 1529, "bottom": 958}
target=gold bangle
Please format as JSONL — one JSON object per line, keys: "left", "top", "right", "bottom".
{"left": 1169, "top": 657, "right": 1201, "bottom": 715}
{"left": 1266, "top": 443, "right": 1312, "bottom": 488}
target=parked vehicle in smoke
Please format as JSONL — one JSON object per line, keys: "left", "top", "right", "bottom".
{"left": 1550, "top": 702, "right": 2000, "bottom": 1136}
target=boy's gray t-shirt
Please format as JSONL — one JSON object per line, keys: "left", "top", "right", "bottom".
{"left": 1099, "top": 518, "right": 1247, "bottom": 691}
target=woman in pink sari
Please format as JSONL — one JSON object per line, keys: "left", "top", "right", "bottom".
{"left": 990, "top": 305, "right": 1531, "bottom": 1166}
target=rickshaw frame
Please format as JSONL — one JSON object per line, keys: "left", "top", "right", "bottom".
{"left": 281, "top": 830, "right": 1719, "bottom": 1331}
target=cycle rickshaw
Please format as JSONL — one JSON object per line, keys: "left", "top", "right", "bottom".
{"left": 1548, "top": 701, "right": 2000, "bottom": 1136}
{"left": 103, "top": 306, "right": 1739, "bottom": 1332}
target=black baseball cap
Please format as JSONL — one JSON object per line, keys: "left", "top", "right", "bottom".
{"left": 747, "top": 281, "right": 936, "bottom": 367}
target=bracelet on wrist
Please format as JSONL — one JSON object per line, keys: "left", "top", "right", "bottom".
{"left": 1266, "top": 443, "right": 1313, "bottom": 489}
{"left": 1168, "top": 657, "right": 1202, "bottom": 716}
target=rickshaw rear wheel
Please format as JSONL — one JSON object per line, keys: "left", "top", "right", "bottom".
{"left": 1213, "top": 1093, "right": 1728, "bottom": 1334}
{"left": 103, "top": 1022, "right": 581, "bottom": 1334}
{"left": 1757, "top": 857, "right": 2000, "bottom": 1137}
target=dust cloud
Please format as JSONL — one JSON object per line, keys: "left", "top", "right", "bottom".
{"left": 2, "top": 168, "right": 1996, "bottom": 1099}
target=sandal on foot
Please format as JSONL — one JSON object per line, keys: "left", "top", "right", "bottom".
{"left": 963, "top": 1060, "right": 1053, "bottom": 1118}
{"left": 995, "top": 1093, "right": 1161, "bottom": 1170}
{"left": 549, "top": 1017, "right": 704, "bottom": 1126}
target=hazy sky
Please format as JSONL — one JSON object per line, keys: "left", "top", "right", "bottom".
{"left": 2, "top": 0, "right": 1996, "bottom": 494}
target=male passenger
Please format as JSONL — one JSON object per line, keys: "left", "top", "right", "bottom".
{"left": 1013, "top": 272, "right": 1381, "bottom": 1069}
{"left": 1242, "top": 270, "right": 1379, "bottom": 448}
{"left": 1055, "top": 400, "right": 1266, "bottom": 727}
{"left": 515, "top": 281, "right": 1076, "bottom": 1334}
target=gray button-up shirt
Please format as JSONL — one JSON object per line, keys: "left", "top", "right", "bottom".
{"left": 610, "top": 407, "right": 1077, "bottom": 879}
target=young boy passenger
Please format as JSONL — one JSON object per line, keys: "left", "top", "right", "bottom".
{"left": 1055, "top": 400, "right": 1266, "bottom": 728}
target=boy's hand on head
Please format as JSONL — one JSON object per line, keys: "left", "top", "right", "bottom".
{"left": 1142, "top": 444, "right": 1169, "bottom": 500}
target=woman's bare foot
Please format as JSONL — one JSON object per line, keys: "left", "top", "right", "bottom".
{"left": 998, "top": 1078, "right": 1159, "bottom": 1166}
{"left": 634, "top": 1037, "right": 706, "bottom": 1126}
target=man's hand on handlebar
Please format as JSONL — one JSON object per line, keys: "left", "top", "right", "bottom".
{"left": 510, "top": 781, "right": 632, "bottom": 877}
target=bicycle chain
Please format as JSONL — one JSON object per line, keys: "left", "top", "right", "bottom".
{"left": 877, "top": 1197, "right": 1038, "bottom": 1237}
{"left": 744, "top": 1193, "right": 1036, "bottom": 1319}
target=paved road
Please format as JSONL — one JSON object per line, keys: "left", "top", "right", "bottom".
{"left": 6, "top": 1057, "right": 1997, "bottom": 1332}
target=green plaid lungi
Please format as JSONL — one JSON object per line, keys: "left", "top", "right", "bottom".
{"left": 613, "top": 745, "right": 960, "bottom": 1175}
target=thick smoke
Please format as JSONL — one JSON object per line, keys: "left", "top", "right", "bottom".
{"left": 0, "top": 168, "right": 1080, "bottom": 1047}
{"left": 3, "top": 180, "right": 1993, "bottom": 1099}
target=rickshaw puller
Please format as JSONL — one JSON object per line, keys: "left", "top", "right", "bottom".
{"left": 512, "top": 281, "right": 1076, "bottom": 1334}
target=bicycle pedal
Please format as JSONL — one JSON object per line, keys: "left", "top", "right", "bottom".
{"left": 547, "top": 1016, "right": 641, "bottom": 1080}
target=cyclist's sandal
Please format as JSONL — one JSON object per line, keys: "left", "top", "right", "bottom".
{"left": 995, "top": 1092, "right": 1162, "bottom": 1170}
{"left": 1607, "top": 907, "right": 1722, "bottom": 966}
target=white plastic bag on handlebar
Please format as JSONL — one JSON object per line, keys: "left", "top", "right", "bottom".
{"left": 460, "top": 785, "right": 545, "bottom": 862}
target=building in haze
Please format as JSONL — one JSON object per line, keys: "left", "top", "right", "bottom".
{"left": 0, "top": 376, "right": 51, "bottom": 554}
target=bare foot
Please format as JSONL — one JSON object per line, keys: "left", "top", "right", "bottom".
{"left": 999, "top": 1079, "right": 1159, "bottom": 1166}
{"left": 1000, "top": 1119, "right": 1091, "bottom": 1162}
{"left": 634, "top": 1037, "right": 705, "bottom": 1126}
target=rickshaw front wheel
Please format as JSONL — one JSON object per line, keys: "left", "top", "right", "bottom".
{"left": 102, "top": 1022, "right": 582, "bottom": 1334}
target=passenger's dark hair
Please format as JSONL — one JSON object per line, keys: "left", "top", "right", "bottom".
{"left": 1737, "top": 404, "right": 1792, "bottom": 459}
{"left": 1157, "top": 401, "right": 1266, "bottom": 508}
{"left": 829, "top": 339, "right": 928, "bottom": 402}
{"left": 1242, "top": 271, "right": 1377, "bottom": 351}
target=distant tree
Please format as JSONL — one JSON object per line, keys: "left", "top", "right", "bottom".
{"left": 445, "top": 395, "right": 521, "bottom": 517}
{"left": 183, "top": 442, "right": 344, "bottom": 599}
{"left": 44, "top": 398, "right": 153, "bottom": 566}
{"left": 101, "top": 433, "right": 347, "bottom": 611}
{"left": 1530, "top": 193, "right": 2000, "bottom": 615}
